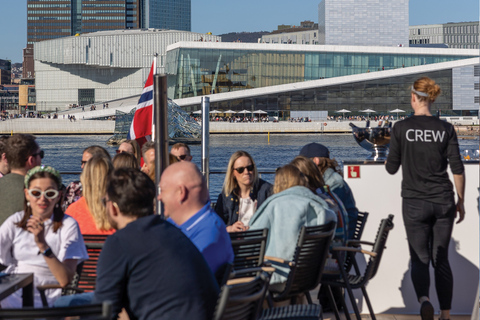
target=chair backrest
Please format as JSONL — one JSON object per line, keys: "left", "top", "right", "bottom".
{"left": 78, "top": 234, "right": 109, "bottom": 292}
{"left": 280, "top": 221, "right": 336, "bottom": 299}
{"left": 229, "top": 228, "right": 268, "bottom": 274}
{"left": 344, "top": 211, "right": 369, "bottom": 272}
{"left": 0, "top": 301, "right": 112, "bottom": 319}
{"left": 364, "top": 214, "right": 394, "bottom": 281}
{"left": 214, "top": 271, "right": 271, "bottom": 320}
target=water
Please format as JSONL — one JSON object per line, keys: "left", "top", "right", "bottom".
{"left": 36, "top": 134, "right": 479, "bottom": 200}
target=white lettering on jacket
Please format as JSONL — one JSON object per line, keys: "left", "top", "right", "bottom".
{"left": 406, "top": 129, "right": 445, "bottom": 142}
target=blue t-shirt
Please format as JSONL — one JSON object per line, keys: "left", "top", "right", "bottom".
{"left": 168, "top": 203, "right": 234, "bottom": 274}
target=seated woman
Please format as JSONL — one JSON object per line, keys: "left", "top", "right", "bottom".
{"left": 215, "top": 150, "right": 272, "bottom": 232}
{"left": 290, "top": 155, "right": 348, "bottom": 244}
{"left": 66, "top": 155, "right": 115, "bottom": 235}
{"left": 249, "top": 164, "right": 336, "bottom": 286}
{"left": 0, "top": 166, "right": 88, "bottom": 307}
{"left": 299, "top": 143, "right": 359, "bottom": 239}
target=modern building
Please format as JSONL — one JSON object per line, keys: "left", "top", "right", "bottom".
{"left": 0, "top": 60, "right": 12, "bottom": 85}
{"left": 33, "top": 29, "right": 220, "bottom": 111}
{"left": 261, "top": 21, "right": 319, "bottom": 45}
{"left": 318, "top": 0, "right": 409, "bottom": 47}
{"left": 165, "top": 42, "right": 478, "bottom": 116}
{"left": 24, "top": 0, "right": 191, "bottom": 78}
{"left": 409, "top": 21, "right": 479, "bottom": 49}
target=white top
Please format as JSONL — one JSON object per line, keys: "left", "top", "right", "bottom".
{"left": 0, "top": 211, "right": 89, "bottom": 307}
{"left": 239, "top": 198, "right": 257, "bottom": 226}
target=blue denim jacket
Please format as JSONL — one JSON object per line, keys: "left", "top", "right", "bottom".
{"left": 323, "top": 167, "right": 359, "bottom": 239}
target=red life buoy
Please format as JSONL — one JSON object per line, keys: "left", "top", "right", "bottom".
{"left": 324, "top": 122, "right": 327, "bottom": 126}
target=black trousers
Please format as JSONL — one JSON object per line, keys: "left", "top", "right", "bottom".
{"left": 402, "top": 198, "right": 456, "bottom": 310}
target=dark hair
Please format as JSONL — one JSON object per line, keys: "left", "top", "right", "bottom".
{"left": 113, "top": 152, "right": 138, "bottom": 170}
{"left": 17, "top": 171, "right": 64, "bottom": 232}
{"left": 107, "top": 168, "right": 155, "bottom": 218}
{"left": 0, "top": 135, "right": 9, "bottom": 155}
{"left": 171, "top": 142, "right": 191, "bottom": 154}
{"left": 141, "top": 141, "right": 155, "bottom": 157}
{"left": 6, "top": 134, "right": 39, "bottom": 169}
{"left": 290, "top": 156, "right": 325, "bottom": 192}
{"left": 83, "top": 145, "right": 111, "bottom": 160}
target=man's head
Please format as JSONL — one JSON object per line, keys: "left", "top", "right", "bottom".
{"left": 158, "top": 162, "right": 208, "bottom": 224}
{"left": 299, "top": 142, "right": 330, "bottom": 166}
{"left": 0, "top": 136, "right": 10, "bottom": 175}
{"left": 105, "top": 168, "right": 155, "bottom": 230}
{"left": 141, "top": 141, "right": 155, "bottom": 175}
{"left": 6, "top": 134, "right": 42, "bottom": 172}
{"left": 170, "top": 143, "right": 192, "bottom": 162}
{"left": 82, "top": 145, "right": 111, "bottom": 170}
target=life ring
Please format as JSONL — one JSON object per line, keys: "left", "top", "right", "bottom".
{"left": 324, "top": 122, "right": 327, "bottom": 126}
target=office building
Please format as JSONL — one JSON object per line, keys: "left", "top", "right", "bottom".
{"left": 25, "top": 0, "right": 191, "bottom": 78}
{"left": 318, "top": 0, "right": 409, "bottom": 47}
{"left": 410, "top": 21, "right": 479, "bottom": 49}
{"left": 0, "top": 60, "right": 12, "bottom": 85}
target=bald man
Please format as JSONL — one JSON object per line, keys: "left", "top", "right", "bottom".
{"left": 158, "top": 162, "right": 234, "bottom": 275}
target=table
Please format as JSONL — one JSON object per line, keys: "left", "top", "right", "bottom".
{"left": 0, "top": 273, "right": 34, "bottom": 307}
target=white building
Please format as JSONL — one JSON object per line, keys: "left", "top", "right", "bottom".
{"left": 318, "top": 0, "right": 409, "bottom": 47}
{"left": 34, "top": 29, "right": 220, "bottom": 111}
{"left": 410, "top": 21, "right": 479, "bottom": 49}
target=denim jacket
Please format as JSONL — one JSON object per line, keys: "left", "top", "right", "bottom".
{"left": 323, "top": 167, "right": 359, "bottom": 239}
{"left": 215, "top": 179, "right": 272, "bottom": 226}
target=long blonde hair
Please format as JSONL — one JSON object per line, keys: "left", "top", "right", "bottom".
{"left": 222, "top": 151, "right": 258, "bottom": 196}
{"left": 81, "top": 155, "right": 113, "bottom": 231}
{"left": 273, "top": 164, "right": 307, "bottom": 194}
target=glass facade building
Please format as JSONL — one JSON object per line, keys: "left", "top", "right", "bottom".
{"left": 165, "top": 44, "right": 475, "bottom": 99}
{"left": 166, "top": 43, "right": 478, "bottom": 117}
{"left": 145, "top": 0, "right": 191, "bottom": 31}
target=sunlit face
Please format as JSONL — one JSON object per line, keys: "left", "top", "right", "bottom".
{"left": 81, "top": 151, "right": 93, "bottom": 170}
{"left": 170, "top": 147, "right": 192, "bottom": 162}
{"left": 157, "top": 177, "right": 176, "bottom": 218}
{"left": 118, "top": 142, "right": 134, "bottom": 155}
{"left": 24, "top": 177, "right": 60, "bottom": 220}
{"left": 233, "top": 156, "right": 254, "bottom": 189}
{"left": 142, "top": 149, "right": 155, "bottom": 174}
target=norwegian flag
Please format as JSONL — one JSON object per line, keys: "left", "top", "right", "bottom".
{"left": 128, "top": 60, "right": 156, "bottom": 142}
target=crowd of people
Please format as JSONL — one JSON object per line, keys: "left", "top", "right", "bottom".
{"left": 0, "top": 77, "right": 466, "bottom": 320}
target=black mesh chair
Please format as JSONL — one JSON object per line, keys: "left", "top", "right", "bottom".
{"left": 266, "top": 221, "right": 336, "bottom": 305}
{"left": 229, "top": 228, "right": 268, "bottom": 278}
{"left": 213, "top": 270, "right": 272, "bottom": 320}
{"left": 321, "top": 214, "right": 394, "bottom": 320}
{"left": 259, "top": 304, "right": 322, "bottom": 320}
{"left": 0, "top": 301, "right": 112, "bottom": 319}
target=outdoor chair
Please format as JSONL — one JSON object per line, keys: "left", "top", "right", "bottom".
{"left": 259, "top": 304, "right": 323, "bottom": 320}
{"left": 213, "top": 270, "right": 272, "bottom": 320}
{"left": 321, "top": 214, "right": 395, "bottom": 320}
{"left": 344, "top": 211, "right": 369, "bottom": 273}
{"left": 229, "top": 228, "right": 269, "bottom": 278}
{"left": 0, "top": 301, "right": 112, "bottom": 319}
{"left": 37, "top": 234, "right": 109, "bottom": 306}
{"left": 265, "top": 221, "right": 336, "bottom": 306}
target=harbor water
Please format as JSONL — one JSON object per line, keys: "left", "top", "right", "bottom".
{"left": 36, "top": 133, "right": 479, "bottom": 200}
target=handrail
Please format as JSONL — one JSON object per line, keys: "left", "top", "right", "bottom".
{"left": 59, "top": 169, "right": 278, "bottom": 176}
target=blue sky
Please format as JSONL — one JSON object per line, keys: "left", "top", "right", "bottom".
{"left": 1, "top": 0, "right": 479, "bottom": 64}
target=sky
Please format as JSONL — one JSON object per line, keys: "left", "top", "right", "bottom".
{"left": 0, "top": 0, "right": 479, "bottom": 64}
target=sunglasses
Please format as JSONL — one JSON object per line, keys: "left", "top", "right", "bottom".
{"left": 28, "top": 188, "right": 59, "bottom": 200}
{"left": 101, "top": 197, "right": 111, "bottom": 207}
{"left": 81, "top": 160, "right": 87, "bottom": 166}
{"left": 32, "top": 150, "right": 44, "bottom": 159}
{"left": 177, "top": 154, "right": 188, "bottom": 160}
{"left": 234, "top": 164, "right": 254, "bottom": 174}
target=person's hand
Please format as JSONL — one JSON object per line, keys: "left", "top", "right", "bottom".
{"left": 455, "top": 199, "right": 465, "bottom": 224}
{"left": 27, "top": 215, "right": 47, "bottom": 247}
{"left": 226, "top": 221, "right": 248, "bottom": 233}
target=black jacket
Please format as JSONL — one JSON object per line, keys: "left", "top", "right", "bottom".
{"left": 215, "top": 179, "right": 273, "bottom": 226}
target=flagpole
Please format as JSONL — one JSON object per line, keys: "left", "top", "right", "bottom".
{"left": 154, "top": 74, "right": 168, "bottom": 217}
{"left": 151, "top": 53, "right": 158, "bottom": 141}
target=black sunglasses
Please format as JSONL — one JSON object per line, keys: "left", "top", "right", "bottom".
{"left": 81, "top": 160, "right": 87, "bottom": 166}
{"left": 177, "top": 154, "right": 188, "bottom": 160}
{"left": 234, "top": 164, "right": 254, "bottom": 174}
{"left": 32, "top": 150, "right": 44, "bottom": 159}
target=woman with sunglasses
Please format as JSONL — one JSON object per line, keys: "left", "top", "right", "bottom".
{"left": 0, "top": 166, "right": 88, "bottom": 307}
{"left": 215, "top": 150, "right": 272, "bottom": 232}
{"left": 66, "top": 154, "right": 115, "bottom": 235}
